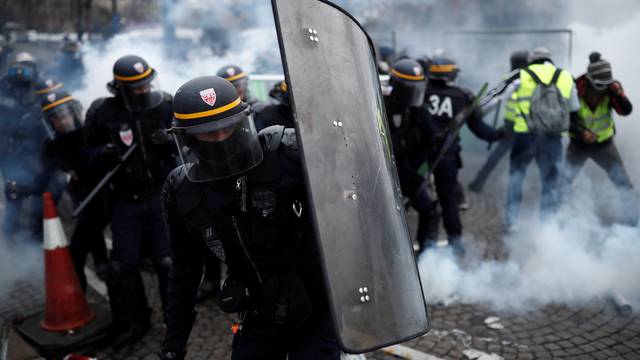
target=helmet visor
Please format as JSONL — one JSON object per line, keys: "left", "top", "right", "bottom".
{"left": 121, "top": 74, "right": 163, "bottom": 112}
{"left": 44, "top": 101, "right": 83, "bottom": 136}
{"left": 391, "top": 80, "right": 426, "bottom": 108}
{"left": 173, "top": 111, "right": 263, "bottom": 182}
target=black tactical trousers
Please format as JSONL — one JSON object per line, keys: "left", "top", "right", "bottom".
{"left": 70, "top": 194, "right": 110, "bottom": 290}
{"left": 433, "top": 156, "right": 463, "bottom": 239}
{"left": 231, "top": 312, "right": 340, "bottom": 360}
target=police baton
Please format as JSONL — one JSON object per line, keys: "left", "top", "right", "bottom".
{"left": 409, "top": 83, "right": 488, "bottom": 203}
{"left": 72, "top": 143, "right": 138, "bottom": 218}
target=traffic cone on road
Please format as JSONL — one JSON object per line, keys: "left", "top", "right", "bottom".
{"left": 41, "top": 192, "right": 95, "bottom": 331}
{"left": 15, "top": 193, "right": 111, "bottom": 357}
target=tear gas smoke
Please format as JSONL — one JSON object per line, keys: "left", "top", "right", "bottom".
{"left": 0, "top": 235, "right": 43, "bottom": 307}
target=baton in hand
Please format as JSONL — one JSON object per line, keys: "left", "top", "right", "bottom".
{"left": 72, "top": 143, "right": 138, "bottom": 218}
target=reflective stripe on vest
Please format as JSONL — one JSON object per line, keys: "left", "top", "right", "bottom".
{"left": 504, "top": 98, "right": 518, "bottom": 122}
{"left": 512, "top": 63, "right": 574, "bottom": 133}
{"left": 579, "top": 96, "right": 614, "bottom": 142}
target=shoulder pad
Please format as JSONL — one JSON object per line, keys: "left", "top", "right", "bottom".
{"left": 85, "top": 97, "right": 107, "bottom": 121}
{"left": 258, "top": 125, "right": 285, "bottom": 152}
{"left": 165, "top": 165, "right": 188, "bottom": 192}
{"left": 258, "top": 125, "right": 299, "bottom": 152}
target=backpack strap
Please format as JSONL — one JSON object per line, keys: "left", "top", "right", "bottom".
{"left": 523, "top": 67, "right": 543, "bottom": 85}
{"left": 550, "top": 68, "right": 562, "bottom": 85}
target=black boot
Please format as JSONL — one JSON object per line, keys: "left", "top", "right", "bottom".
{"left": 107, "top": 265, "right": 151, "bottom": 350}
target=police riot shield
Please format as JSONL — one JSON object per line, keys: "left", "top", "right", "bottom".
{"left": 272, "top": 0, "right": 429, "bottom": 353}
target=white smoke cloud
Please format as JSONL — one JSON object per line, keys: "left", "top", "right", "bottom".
{"left": 0, "top": 236, "right": 43, "bottom": 305}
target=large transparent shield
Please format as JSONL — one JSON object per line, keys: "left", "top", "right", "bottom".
{"left": 272, "top": 0, "right": 429, "bottom": 353}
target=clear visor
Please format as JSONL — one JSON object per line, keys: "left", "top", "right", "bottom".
{"left": 391, "top": 80, "right": 426, "bottom": 108}
{"left": 232, "top": 77, "right": 249, "bottom": 101}
{"left": 45, "top": 101, "right": 82, "bottom": 136}
{"left": 121, "top": 76, "right": 163, "bottom": 112}
{"left": 173, "top": 112, "right": 263, "bottom": 182}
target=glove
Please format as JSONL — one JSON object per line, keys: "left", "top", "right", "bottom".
{"left": 101, "top": 143, "right": 121, "bottom": 167}
{"left": 609, "top": 81, "right": 623, "bottom": 96}
{"left": 495, "top": 127, "right": 506, "bottom": 140}
{"left": 157, "top": 350, "right": 185, "bottom": 360}
{"left": 151, "top": 129, "right": 172, "bottom": 145}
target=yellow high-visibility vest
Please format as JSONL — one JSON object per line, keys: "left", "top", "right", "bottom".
{"left": 511, "top": 63, "right": 574, "bottom": 133}
{"left": 578, "top": 96, "right": 615, "bottom": 143}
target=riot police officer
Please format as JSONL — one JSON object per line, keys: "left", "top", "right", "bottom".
{"left": 384, "top": 59, "right": 439, "bottom": 253}
{"left": 159, "top": 76, "right": 339, "bottom": 360}
{"left": 41, "top": 90, "right": 110, "bottom": 289}
{"left": 421, "top": 56, "right": 503, "bottom": 254}
{"left": 216, "top": 64, "right": 259, "bottom": 107}
{"left": 253, "top": 80, "right": 294, "bottom": 131}
{"left": 83, "top": 55, "right": 176, "bottom": 348}
{"left": 0, "top": 52, "right": 51, "bottom": 244}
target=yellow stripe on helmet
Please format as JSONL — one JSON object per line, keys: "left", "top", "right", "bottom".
{"left": 225, "top": 72, "right": 247, "bottom": 82}
{"left": 35, "top": 82, "right": 63, "bottom": 95}
{"left": 42, "top": 96, "right": 73, "bottom": 112}
{"left": 429, "top": 64, "right": 457, "bottom": 73}
{"left": 114, "top": 67, "right": 153, "bottom": 82}
{"left": 391, "top": 68, "right": 425, "bottom": 81}
{"left": 174, "top": 98, "right": 242, "bottom": 120}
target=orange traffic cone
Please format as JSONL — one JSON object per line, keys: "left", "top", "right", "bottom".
{"left": 41, "top": 192, "right": 95, "bottom": 331}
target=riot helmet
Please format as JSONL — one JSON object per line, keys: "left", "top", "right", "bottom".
{"left": 61, "top": 40, "right": 82, "bottom": 61}
{"left": 6, "top": 52, "right": 38, "bottom": 83}
{"left": 427, "top": 56, "right": 459, "bottom": 84}
{"left": 269, "top": 80, "right": 290, "bottom": 106}
{"left": 35, "top": 78, "right": 64, "bottom": 96}
{"left": 41, "top": 90, "right": 83, "bottom": 137}
{"left": 586, "top": 52, "right": 614, "bottom": 91}
{"left": 108, "top": 55, "right": 162, "bottom": 112}
{"left": 170, "top": 76, "right": 263, "bottom": 182}
{"left": 389, "top": 58, "right": 426, "bottom": 108}
{"left": 216, "top": 65, "right": 249, "bottom": 101}
{"left": 510, "top": 50, "right": 529, "bottom": 71}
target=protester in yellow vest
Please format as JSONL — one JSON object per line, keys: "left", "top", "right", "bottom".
{"left": 564, "top": 52, "right": 636, "bottom": 225}
{"left": 504, "top": 47, "right": 580, "bottom": 231}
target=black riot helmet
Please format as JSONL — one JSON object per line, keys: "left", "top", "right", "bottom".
{"left": 35, "top": 78, "right": 64, "bottom": 97}
{"left": 389, "top": 58, "right": 426, "bottom": 108}
{"left": 269, "top": 80, "right": 290, "bottom": 106}
{"left": 170, "top": 76, "right": 263, "bottom": 182}
{"left": 510, "top": 50, "right": 529, "bottom": 71}
{"left": 427, "top": 56, "right": 459, "bottom": 84}
{"left": 108, "top": 55, "right": 163, "bottom": 112}
{"left": 216, "top": 65, "right": 250, "bottom": 101}
{"left": 41, "top": 90, "right": 83, "bottom": 137}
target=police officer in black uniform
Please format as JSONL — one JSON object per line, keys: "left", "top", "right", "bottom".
{"left": 384, "top": 59, "right": 439, "bottom": 253}
{"left": 216, "top": 64, "right": 260, "bottom": 107}
{"left": 0, "top": 52, "right": 51, "bottom": 244}
{"left": 159, "top": 76, "right": 339, "bottom": 360}
{"left": 421, "top": 57, "right": 504, "bottom": 254}
{"left": 41, "top": 90, "right": 110, "bottom": 289}
{"left": 253, "top": 80, "right": 294, "bottom": 131}
{"left": 83, "top": 55, "right": 176, "bottom": 348}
